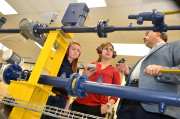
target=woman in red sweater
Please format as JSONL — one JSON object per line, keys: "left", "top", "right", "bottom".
{"left": 71, "top": 42, "right": 121, "bottom": 118}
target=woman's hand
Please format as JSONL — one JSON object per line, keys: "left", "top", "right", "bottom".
{"left": 84, "top": 66, "right": 96, "bottom": 77}
{"left": 101, "top": 104, "right": 109, "bottom": 114}
{"left": 62, "top": 105, "right": 69, "bottom": 116}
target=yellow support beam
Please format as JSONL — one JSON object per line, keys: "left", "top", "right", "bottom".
{"left": 8, "top": 31, "right": 73, "bottom": 119}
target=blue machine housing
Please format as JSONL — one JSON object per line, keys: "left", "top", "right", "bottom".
{"left": 2, "top": 65, "right": 22, "bottom": 84}
{"left": 61, "top": 3, "right": 89, "bottom": 26}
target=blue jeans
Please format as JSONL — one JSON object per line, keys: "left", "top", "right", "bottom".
{"left": 41, "top": 95, "right": 67, "bottom": 119}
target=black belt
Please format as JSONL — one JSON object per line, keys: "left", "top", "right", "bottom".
{"left": 130, "top": 79, "right": 139, "bottom": 84}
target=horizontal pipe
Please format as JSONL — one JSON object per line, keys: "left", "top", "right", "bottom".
{"left": 37, "top": 26, "right": 97, "bottom": 33}
{"left": 7, "top": 69, "right": 180, "bottom": 107}
{"left": 0, "top": 28, "right": 21, "bottom": 33}
{"left": 114, "top": 26, "right": 153, "bottom": 31}
{"left": 83, "top": 81, "right": 180, "bottom": 107}
{"left": 38, "top": 75, "right": 68, "bottom": 88}
{"left": 167, "top": 26, "right": 180, "bottom": 30}
{"left": 0, "top": 26, "right": 180, "bottom": 34}
{"left": 7, "top": 70, "right": 68, "bottom": 88}
{"left": 4, "top": 66, "right": 180, "bottom": 110}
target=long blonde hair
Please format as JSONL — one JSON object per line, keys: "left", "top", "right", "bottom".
{"left": 66, "top": 41, "right": 81, "bottom": 73}
{"left": 96, "top": 42, "right": 114, "bottom": 62}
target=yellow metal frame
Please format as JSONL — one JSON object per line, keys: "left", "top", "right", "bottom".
{"left": 163, "top": 10, "right": 180, "bottom": 15}
{"left": 8, "top": 31, "right": 74, "bottom": 119}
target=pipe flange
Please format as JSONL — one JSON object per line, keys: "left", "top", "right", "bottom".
{"left": 74, "top": 74, "right": 89, "bottom": 98}
{"left": 66, "top": 73, "right": 80, "bottom": 97}
{"left": 33, "top": 23, "right": 44, "bottom": 38}
{"left": 97, "top": 20, "right": 108, "bottom": 38}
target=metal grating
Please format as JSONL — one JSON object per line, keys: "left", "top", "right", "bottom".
{"left": 0, "top": 94, "right": 105, "bottom": 119}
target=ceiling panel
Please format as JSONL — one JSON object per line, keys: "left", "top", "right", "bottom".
{"left": 50, "top": 0, "right": 78, "bottom": 11}
{"left": 6, "top": 0, "right": 36, "bottom": 14}
{"left": 106, "top": 0, "right": 141, "bottom": 6}
{"left": 141, "top": 1, "right": 179, "bottom": 12}
{"left": 26, "top": 0, "right": 56, "bottom": 13}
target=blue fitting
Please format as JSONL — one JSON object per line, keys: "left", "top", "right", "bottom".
{"left": 61, "top": 72, "right": 66, "bottom": 78}
{"left": 159, "top": 102, "right": 167, "bottom": 113}
{"left": 74, "top": 74, "right": 89, "bottom": 98}
{"left": 9, "top": 67, "right": 13, "bottom": 71}
{"left": 96, "top": 77, "right": 103, "bottom": 83}
{"left": 5, "top": 73, "right": 10, "bottom": 76}
{"left": 82, "top": 93, "right": 88, "bottom": 97}
{"left": 66, "top": 73, "right": 80, "bottom": 97}
{"left": 13, "top": 65, "right": 18, "bottom": 69}
{"left": 78, "top": 89, "right": 82, "bottom": 93}
{"left": 3, "top": 64, "right": 22, "bottom": 84}
{"left": 70, "top": 89, "right": 75, "bottom": 91}
{"left": 18, "top": 68, "right": 22, "bottom": 71}
{"left": 137, "top": 17, "right": 143, "bottom": 25}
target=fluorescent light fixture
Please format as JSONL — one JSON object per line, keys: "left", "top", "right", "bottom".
{"left": 0, "top": 43, "right": 9, "bottom": 52}
{"left": 0, "top": 0, "right": 18, "bottom": 15}
{"left": 77, "top": 0, "right": 107, "bottom": 8}
{"left": 112, "top": 43, "right": 150, "bottom": 56}
{"left": 34, "top": 42, "right": 56, "bottom": 51}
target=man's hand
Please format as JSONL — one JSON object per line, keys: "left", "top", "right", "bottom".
{"left": 116, "top": 62, "right": 130, "bottom": 75}
{"left": 101, "top": 104, "right": 109, "bottom": 114}
{"left": 84, "top": 66, "right": 96, "bottom": 78}
{"left": 144, "top": 64, "right": 162, "bottom": 76}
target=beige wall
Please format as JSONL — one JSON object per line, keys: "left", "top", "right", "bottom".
{"left": 21, "top": 63, "right": 49, "bottom": 75}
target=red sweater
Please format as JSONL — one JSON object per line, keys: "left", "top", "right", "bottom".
{"left": 75, "top": 62, "right": 121, "bottom": 106}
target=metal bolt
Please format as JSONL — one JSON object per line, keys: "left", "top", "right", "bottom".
{"left": 13, "top": 65, "right": 18, "bottom": 69}
{"left": 9, "top": 67, "right": 13, "bottom": 71}
{"left": 78, "top": 89, "right": 82, "bottom": 93}
{"left": 82, "top": 93, "right": 88, "bottom": 97}
{"left": 6, "top": 73, "right": 10, "bottom": 76}
{"left": 18, "top": 68, "right": 22, "bottom": 71}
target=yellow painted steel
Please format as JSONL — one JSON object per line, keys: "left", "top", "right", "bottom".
{"left": 71, "top": 78, "right": 77, "bottom": 94}
{"left": 160, "top": 69, "right": 180, "bottom": 73}
{"left": 163, "top": 10, "right": 180, "bottom": 15}
{"left": 8, "top": 31, "right": 73, "bottom": 119}
{"left": 65, "top": 33, "right": 74, "bottom": 39}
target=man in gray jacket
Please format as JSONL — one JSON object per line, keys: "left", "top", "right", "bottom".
{"left": 116, "top": 30, "right": 180, "bottom": 119}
